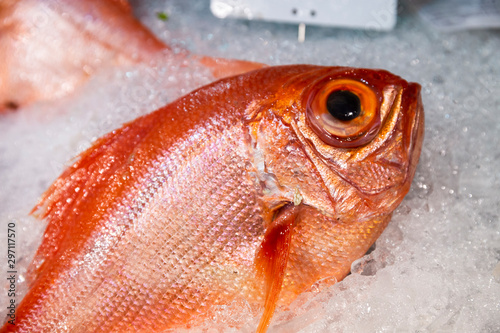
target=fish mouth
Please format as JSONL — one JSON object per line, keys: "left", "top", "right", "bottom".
{"left": 338, "top": 80, "right": 424, "bottom": 197}
{"left": 402, "top": 82, "right": 425, "bottom": 188}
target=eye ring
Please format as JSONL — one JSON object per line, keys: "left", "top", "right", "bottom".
{"left": 306, "top": 78, "right": 381, "bottom": 148}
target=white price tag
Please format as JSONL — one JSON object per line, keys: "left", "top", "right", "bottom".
{"left": 210, "top": 0, "right": 398, "bottom": 31}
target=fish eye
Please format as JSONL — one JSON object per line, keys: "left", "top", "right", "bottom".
{"left": 326, "top": 90, "right": 361, "bottom": 121}
{"left": 306, "top": 79, "right": 381, "bottom": 148}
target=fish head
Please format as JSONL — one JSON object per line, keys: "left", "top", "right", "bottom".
{"left": 248, "top": 65, "right": 424, "bottom": 221}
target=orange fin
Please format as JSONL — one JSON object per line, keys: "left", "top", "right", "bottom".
{"left": 255, "top": 204, "right": 301, "bottom": 333}
{"left": 27, "top": 111, "right": 161, "bottom": 283}
{"left": 196, "top": 56, "right": 266, "bottom": 79}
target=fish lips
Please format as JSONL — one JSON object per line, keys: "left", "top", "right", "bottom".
{"left": 403, "top": 82, "right": 425, "bottom": 189}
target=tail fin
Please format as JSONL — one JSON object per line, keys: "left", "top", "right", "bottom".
{"left": 197, "top": 56, "right": 266, "bottom": 79}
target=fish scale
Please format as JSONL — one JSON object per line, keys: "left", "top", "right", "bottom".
{"left": 28, "top": 121, "right": 258, "bottom": 331}
{"left": 100, "top": 126, "right": 258, "bottom": 330}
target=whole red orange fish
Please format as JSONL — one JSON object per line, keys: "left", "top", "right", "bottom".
{"left": 1, "top": 65, "right": 423, "bottom": 332}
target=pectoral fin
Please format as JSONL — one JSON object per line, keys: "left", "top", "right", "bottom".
{"left": 255, "top": 204, "right": 301, "bottom": 333}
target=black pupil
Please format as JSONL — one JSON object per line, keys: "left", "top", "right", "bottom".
{"left": 326, "top": 90, "right": 361, "bottom": 121}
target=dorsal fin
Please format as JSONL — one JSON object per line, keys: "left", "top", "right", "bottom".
{"left": 27, "top": 111, "right": 161, "bottom": 283}
{"left": 255, "top": 204, "right": 301, "bottom": 333}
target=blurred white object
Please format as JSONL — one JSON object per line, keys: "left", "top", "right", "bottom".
{"left": 298, "top": 22, "right": 306, "bottom": 42}
{"left": 210, "top": 0, "right": 398, "bottom": 30}
{"left": 416, "top": 0, "right": 500, "bottom": 31}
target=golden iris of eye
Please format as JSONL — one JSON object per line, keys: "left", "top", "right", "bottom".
{"left": 307, "top": 79, "right": 380, "bottom": 148}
